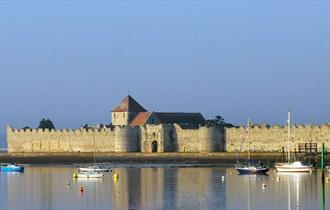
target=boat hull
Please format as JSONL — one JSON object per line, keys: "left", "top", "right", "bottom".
{"left": 236, "top": 167, "right": 269, "bottom": 175}
{"left": 275, "top": 162, "right": 313, "bottom": 173}
{"left": 1, "top": 165, "right": 24, "bottom": 172}
{"left": 275, "top": 166, "right": 313, "bottom": 173}
{"left": 79, "top": 167, "right": 109, "bottom": 172}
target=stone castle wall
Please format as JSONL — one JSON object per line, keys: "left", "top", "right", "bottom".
{"left": 7, "top": 123, "right": 330, "bottom": 153}
{"left": 6, "top": 125, "right": 116, "bottom": 153}
{"left": 225, "top": 124, "right": 330, "bottom": 152}
{"left": 6, "top": 124, "right": 225, "bottom": 153}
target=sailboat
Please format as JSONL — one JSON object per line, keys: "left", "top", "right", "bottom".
{"left": 275, "top": 110, "right": 313, "bottom": 173}
{"left": 74, "top": 131, "right": 106, "bottom": 178}
{"left": 235, "top": 117, "right": 269, "bottom": 175}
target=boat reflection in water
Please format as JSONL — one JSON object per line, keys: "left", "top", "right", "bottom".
{"left": 1, "top": 166, "right": 327, "bottom": 209}
{"left": 226, "top": 168, "right": 320, "bottom": 209}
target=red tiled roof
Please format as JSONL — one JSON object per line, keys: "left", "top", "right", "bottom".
{"left": 130, "top": 112, "right": 152, "bottom": 127}
{"left": 112, "top": 95, "right": 147, "bottom": 112}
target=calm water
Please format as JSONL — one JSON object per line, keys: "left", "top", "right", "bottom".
{"left": 0, "top": 165, "right": 328, "bottom": 210}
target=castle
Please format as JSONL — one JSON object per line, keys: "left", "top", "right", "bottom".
{"left": 7, "top": 96, "right": 224, "bottom": 153}
{"left": 6, "top": 96, "right": 330, "bottom": 153}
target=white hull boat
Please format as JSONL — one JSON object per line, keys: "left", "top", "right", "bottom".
{"left": 73, "top": 132, "right": 107, "bottom": 178}
{"left": 73, "top": 171, "right": 104, "bottom": 178}
{"left": 275, "top": 161, "right": 313, "bottom": 173}
{"left": 275, "top": 111, "right": 314, "bottom": 173}
{"left": 78, "top": 166, "right": 109, "bottom": 172}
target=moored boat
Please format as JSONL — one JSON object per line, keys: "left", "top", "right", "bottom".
{"left": 275, "top": 161, "right": 313, "bottom": 173}
{"left": 78, "top": 166, "right": 109, "bottom": 172}
{"left": 275, "top": 111, "right": 314, "bottom": 173}
{"left": 0, "top": 164, "right": 24, "bottom": 172}
{"left": 73, "top": 171, "right": 104, "bottom": 178}
{"left": 235, "top": 117, "right": 269, "bottom": 175}
{"left": 235, "top": 164, "right": 269, "bottom": 175}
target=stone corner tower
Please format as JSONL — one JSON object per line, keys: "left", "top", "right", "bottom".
{"left": 111, "top": 95, "right": 147, "bottom": 126}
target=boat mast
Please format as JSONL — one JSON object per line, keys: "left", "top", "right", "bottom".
{"left": 309, "top": 114, "right": 312, "bottom": 143}
{"left": 93, "top": 130, "right": 96, "bottom": 167}
{"left": 247, "top": 116, "right": 251, "bottom": 165}
{"left": 287, "top": 110, "right": 291, "bottom": 162}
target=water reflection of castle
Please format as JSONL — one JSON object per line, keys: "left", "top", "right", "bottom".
{"left": 111, "top": 167, "right": 223, "bottom": 209}
{"left": 5, "top": 167, "right": 325, "bottom": 209}
{"left": 5, "top": 167, "right": 223, "bottom": 209}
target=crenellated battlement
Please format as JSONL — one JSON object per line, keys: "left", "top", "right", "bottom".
{"left": 226, "top": 123, "right": 330, "bottom": 152}
{"left": 228, "top": 123, "right": 330, "bottom": 130}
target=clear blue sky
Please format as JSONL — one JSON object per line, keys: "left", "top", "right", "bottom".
{"left": 1, "top": 1, "right": 330, "bottom": 145}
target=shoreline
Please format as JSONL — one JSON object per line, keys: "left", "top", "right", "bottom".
{"left": 0, "top": 152, "right": 284, "bottom": 165}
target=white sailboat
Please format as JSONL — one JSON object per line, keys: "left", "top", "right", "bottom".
{"left": 74, "top": 131, "right": 106, "bottom": 178}
{"left": 235, "top": 117, "right": 269, "bottom": 175}
{"left": 78, "top": 165, "right": 109, "bottom": 173}
{"left": 79, "top": 131, "right": 109, "bottom": 172}
{"left": 275, "top": 110, "right": 313, "bottom": 173}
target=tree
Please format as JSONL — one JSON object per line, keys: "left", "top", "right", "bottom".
{"left": 206, "top": 115, "right": 236, "bottom": 128}
{"left": 38, "top": 118, "right": 55, "bottom": 130}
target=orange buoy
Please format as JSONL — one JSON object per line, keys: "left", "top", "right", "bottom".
{"left": 79, "top": 187, "right": 84, "bottom": 192}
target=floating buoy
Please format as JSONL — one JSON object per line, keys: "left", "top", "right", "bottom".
{"left": 221, "top": 176, "right": 225, "bottom": 181}
{"left": 73, "top": 173, "right": 78, "bottom": 178}
{"left": 262, "top": 183, "right": 266, "bottom": 188}
{"left": 79, "top": 187, "right": 84, "bottom": 192}
{"left": 113, "top": 173, "right": 119, "bottom": 181}
{"left": 326, "top": 177, "right": 330, "bottom": 182}
{"left": 276, "top": 177, "right": 280, "bottom": 182}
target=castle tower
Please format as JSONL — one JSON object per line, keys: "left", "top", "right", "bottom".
{"left": 111, "top": 95, "right": 147, "bottom": 126}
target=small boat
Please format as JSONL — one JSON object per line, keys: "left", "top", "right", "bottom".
{"left": 275, "top": 161, "right": 313, "bottom": 173}
{"left": 78, "top": 166, "right": 109, "bottom": 172}
{"left": 235, "top": 163, "right": 269, "bottom": 175}
{"left": 235, "top": 117, "right": 269, "bottom": 175}
{"left": 0, "top": 164, "right": 24, "bottom": 172}
{"left": 73, "top": 171, "right": 104, "bottom": 179}
{"left": 275, "top": 111, "right": 314, "bottom": 173}
{"left": 77, "top": 133, "right": 110, "bottom": 173}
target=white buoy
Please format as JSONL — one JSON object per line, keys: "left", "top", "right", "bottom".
{"left": 276, "top": 177, "right": 280, "bottom": 182}
{"left": 262, "top": 183, "right": 266, "bottom": 188}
